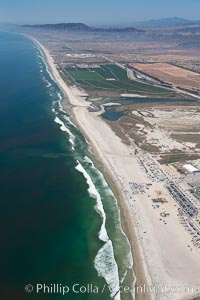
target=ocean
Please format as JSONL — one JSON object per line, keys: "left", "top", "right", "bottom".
{"left": 0, "top": 31, "right": 134, "bottom": 300}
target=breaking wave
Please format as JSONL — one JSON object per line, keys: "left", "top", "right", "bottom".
{"left": 54, "top": 116, "right": 75, "bottom": 151}
{"left": 75, "top": 160, "right": 121, "bottom": 299}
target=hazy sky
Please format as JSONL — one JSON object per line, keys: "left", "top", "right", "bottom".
{"left": 1, "top": 0, "right": 200, "bottom": 25}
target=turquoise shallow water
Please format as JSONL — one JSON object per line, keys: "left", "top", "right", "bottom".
{"left": 0, "top": 32, "right": 134, "bottom": 300}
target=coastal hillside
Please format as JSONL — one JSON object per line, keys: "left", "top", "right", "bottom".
{"left": 24, "top": 23, "right": 91, "bottom": 31}
{"left": 23, "top": 22, "right": 144, "bottom": 33}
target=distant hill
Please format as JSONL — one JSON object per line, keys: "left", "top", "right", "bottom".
{"left": 131, "top": 17, "right": 200, "bottom": 28}
{"left": 24, "top": 23, "right": 91, "bottom": 31}
{"left": 23, "top": 22, "right": 144, "bottom": 33}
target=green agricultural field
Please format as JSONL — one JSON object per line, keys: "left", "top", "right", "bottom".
{"left": 65, "top": 64, "right": 175, "bottom": 96}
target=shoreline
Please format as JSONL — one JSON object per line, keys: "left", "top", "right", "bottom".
{"left": 85, "top": 145, "right": 151, "bottom": 300}
{"left": 25, "top": 34, "right": 200, "bottom": 300}
{"left": 69, "top": 107, "right": 153, "bottom": 300}
{"left": 30, "top": 35, "right": 136, "bottom": 297}
{"left": 28, "top": 35, "right": 148, "bottom": 299}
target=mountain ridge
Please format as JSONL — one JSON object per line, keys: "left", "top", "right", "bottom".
{"left": 23, "top": 22, "right": 144, "bottom": 33}
{"left": 131, "top": 17, "right": 200, "bottom": 28}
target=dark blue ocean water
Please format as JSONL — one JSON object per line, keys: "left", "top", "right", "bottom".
{"left": 0, "top": 32, "right": 134, "bottom": 300}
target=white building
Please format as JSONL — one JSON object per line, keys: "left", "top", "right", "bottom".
{"left": 183, "top": 164, "right": 200, "bottom": 174}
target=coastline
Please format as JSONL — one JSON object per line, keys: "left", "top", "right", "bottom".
{"left": 25, "top": 35, "right": 144, "bottom": 300}
{"left": 26, "top": 34, "right": 200, "bottom": 300}
{"left": 30, "top": 35, "right": 135, "bottom": 299}
{"left": 27, "top": 35, "right": 148, "bottom": 299}
{"left": 68, "top": 106, "right": 152, "bottom": 300}
{"left": 86, "top": 142, "right": 151, "bottom": 300}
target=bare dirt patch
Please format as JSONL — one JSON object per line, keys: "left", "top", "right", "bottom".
{"left": 132, "top": 63, "right": 200, "bottom": 91}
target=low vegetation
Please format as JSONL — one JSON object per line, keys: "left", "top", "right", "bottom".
{"left": 65, "top": 64, "right": 174, "bottom": 96}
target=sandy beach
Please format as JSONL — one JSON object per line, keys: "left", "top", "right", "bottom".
{"left": 31, "top": 36, "right": 200, "bottom": 300}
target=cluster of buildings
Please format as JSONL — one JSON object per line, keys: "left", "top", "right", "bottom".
{"left": 136, "top": 154, "right": 200, "bottom": 248}
{"left": 183, "top": 164, "right": 200, "bottom": 175}
{"left": 166, "top": 183, "right": 198, "bottom": 217}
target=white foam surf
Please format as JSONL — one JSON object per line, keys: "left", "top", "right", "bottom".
{"left": 75, "top": 161, "right": 108, "bottom": 242}
{"left": 54, "top": 92, "right": 69, "bottom": 115}
{"left": 84, "top": 156, "right": 134, "bottom": 282}
{"left": 94, "top": 241, "right": 121, "bottom": 300}
{"left": 54, "top": 116, "right": 75, "bottom": 150}
{"left": 75, "top": 160, "right": 121, "bottom": 299}
{"left": 36, "top": 47, "right": 57, "bottom": 85}
{"left": 36, "top": 43, "right": 75, "bottom": 132}
{"left": 46, "top": 65, "right": 56, "bottom": 83}
{"left": 46, "top": 81, "right": 52, "bottom": 88}
{"left": 84, "top": 156, "right": 108, "bottom": 188}
{"left": 57, "top": 92, "right": 63, "bottom": 101}
{"left": 63, "top": 115, "right": 77, "bottom": 128}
